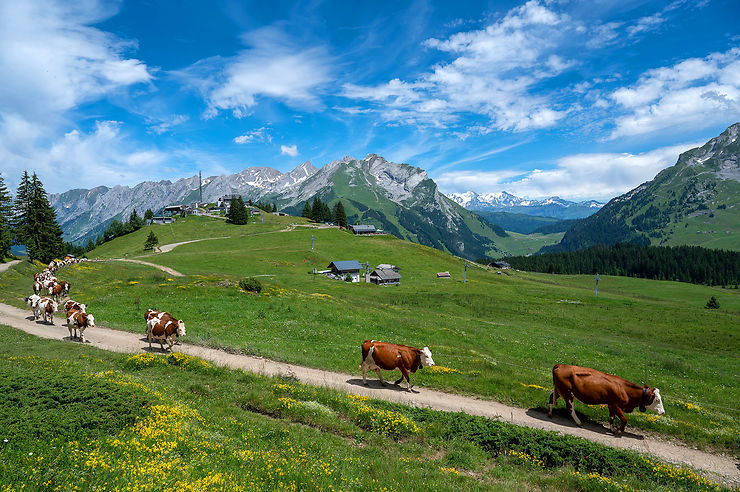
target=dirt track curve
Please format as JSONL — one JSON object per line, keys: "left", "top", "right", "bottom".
{"left": 109, "top": 258, "right": 184, "bottom": 277}
{"left": 0, "top": 301, "right": 737, "bottom": 485}
{"left": 0, "top": 260, "right": 21, "bottom": 273}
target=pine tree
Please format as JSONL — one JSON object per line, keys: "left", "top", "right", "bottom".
{"left": 333, "top": 201, "right": 347, "bottom": 228}
{"left": 226, "top": 196, "right": 249, "bottom": 225}
{"left": 144, "top": 209, "right": 154, "bottom": 221}
{"left": 19, "top": 173, "right": 64, "bottom": 263}
{"left": 12, "top": 171, "right": 32, "bottom": 245}
{"left": 0, "top": 173, "right": 12, "bottom": 258}
{"left": 129, "top": 209, "right": 144, "bottom": 230}
{"left": 85, "top": 239, "right": 95, "bottom": 252}
{"left": 144, "top": 230, "right": 159, "bottom": 250}
{"left": 301, "top": 201, "right": 311, "bottom": 219}
{"left": 310, "top": 196, "right": 322, "bottom": 222}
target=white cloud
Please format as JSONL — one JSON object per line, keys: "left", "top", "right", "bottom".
{"left": 0, "top": 119, "right": 170, "bottom": 193}
{"left": 0, "top": 0, "right": 152, "bottom": 121}
{"left": 148, "top": 114, "right": 189, "bottom": 135}
{"left": 0, "top": 0, "right": 156, "bottom": 192}
{"left": 177, "top": 26, "right": 332, "bottom": 118}
{"left": 609, "top": 49, "right": 740, "bottom": 139}
{"left": 280, "top": 144, "right": 299, "bottom": 157}
{"left": 234, "top": 127, "right": 271, "bottom": 144}
{"left": 627, "top": 13, "right": 665, "bottom": 36}
{"left": 341, "top": 0, "right": 575, "bottom": 132}
{"left": 435, "top": 142, "right": 700, "bottom": 201}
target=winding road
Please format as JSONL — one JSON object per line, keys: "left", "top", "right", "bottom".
{"left": 0, "top": 299, "right": 736, "bottom": 486}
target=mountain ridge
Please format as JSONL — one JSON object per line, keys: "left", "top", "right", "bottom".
{"left": 543, "top": 122, "right": 740, "bottom": 253}
{"left": 50, "top": 154, "right": 503, "bottom": 259}
{"left": 446, "top": 191, "right": 604, "bottom": 220}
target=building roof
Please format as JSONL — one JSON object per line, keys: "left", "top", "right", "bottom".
{"left": 350, "top": 224, "right": 376, "bottom": 233}
{"left": 371, "top": 268, "right": 401, "bottom": 281}
{"left": 376, "top": 263, "right": 398, "bottom": 271}
{"left": 491, "top": 261, "right": 511, "bottom": 268}
{"left": 328, "top": 260, "right": 362, "bottom": 272}
{"left": 164, "top": 204, "right": 187, "bottom": 211}
{"left": 436, "top": 271, "right": 451, "bottom": 278}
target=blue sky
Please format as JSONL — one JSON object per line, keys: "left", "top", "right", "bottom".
{"left": 1, "top": 0, "right": 739, "bottom": 201}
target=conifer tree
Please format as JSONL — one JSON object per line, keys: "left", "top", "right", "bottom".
{"left": 129, "top": 209, "right": 144, "bottom": 230}
{"left": 16, "top": 173, "right": 64, "bottom": 263}
{"left": 226, "top": 196, "right": 249, "bottom": 225}
{"left": 301, "top": 201, "right": 311, "bottom": 218}
{"left": 144, "top": 209, "right": 154, "bottom": 221}
{"left": 310, "top": 196, "right": 322, "bottom": 222}
{"left": 0, "top": 173, "right": 12, "bottom": 258}
{"left": 333, "top": 201, "right": 347, "bottom": 228}
{"left": 85, "top": 238, "right": 96, "bottom": 252}
{"left": 12, "top": 171, "right": 32, "bottom": 245}
{"left": 144, "top": 230, "right": 159, "bottom": 250}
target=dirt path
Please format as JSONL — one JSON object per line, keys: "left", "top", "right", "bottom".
{"left": 158, "top": 237, "right": 229, "bottom": 253}
{"left": 0, "top": 301, "right": 736, "bottom": 485}
{"left": 0, "top": 260, "right": 21, "bottom": 273}
{"left": 107, "top": 259, "right": 184, "bottom": 277}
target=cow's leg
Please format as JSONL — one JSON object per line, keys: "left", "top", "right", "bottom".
{"left": 566, "top": 395, "right": 582, "bottom": 426}
{"left": 148, "top": 333, "right": 153, "bottom": 350}
{"left": 361, "top": 364, "right": 368, "bottom": 385}
{"left": 614, "top": 407, "right": 628, "bottom": 434}
{"left": 376, "top": 368, "right": 386, "bottom": 386}
{"left": 393, "top": 374, "right": 404, "bottom": 385}
{"left": 78, "top": 327, "right": 85, "bottom": 343}
{"left": 397, "top": 366, "right": 411, "bottom": 391}
{"left": 548, "top": 389, "right": 559, "bottom": 417}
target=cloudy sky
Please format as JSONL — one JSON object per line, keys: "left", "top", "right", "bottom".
{"left": 1, "top": 0, "right": 739, "bottom": 200}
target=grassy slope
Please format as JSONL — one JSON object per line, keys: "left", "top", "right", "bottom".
{"left": 491, "top": 231, "right": 565, "bottom": 257}
{"left": 1, "top": 217, "right": 738, "bottom": 454}
{"left": 0, "top": 325, "right": 729, "bottom": 491}
{"left": 89, "top": 213, "right": 299, "bottom": 258}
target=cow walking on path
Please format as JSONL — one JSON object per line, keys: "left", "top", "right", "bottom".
{"left": 549, "top": 363, "right": 664, "bottom": 434}
{"left": 359, "top": 340, "right": 435, "bottom": 391}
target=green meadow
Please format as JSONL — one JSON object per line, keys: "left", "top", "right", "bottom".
{"left": 0, "top": 325, "right": 731, "bottom": 491}
{"left": 0, "top": 215, "right": 738, "bottom": 455}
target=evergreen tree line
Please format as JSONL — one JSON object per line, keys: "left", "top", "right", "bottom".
{"left": 226, "top": 197, "right": 249, "bottom": 225}
{"left": 91, "top": 208, "right": 153, "bottom": 250}
{"left": 249, "top": 200, "right": 277, "bottom": 213}
{"left": 0, "top": 171, "right": 65, "bottom": 263}
{"left": 503, "top": 243, "right": 740, "bottom": 287}
{"left": 301, "top": 196, "right": 347, "bottom": 227}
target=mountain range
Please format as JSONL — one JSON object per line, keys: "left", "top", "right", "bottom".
{"left": 50, "top": 154, "right": 505, "bottom": 259}
{"left": 543, "top": 122, "right": 740, "bottom": 253}
{"left": 446, "top": 191, "right": 603, "bottom": 219}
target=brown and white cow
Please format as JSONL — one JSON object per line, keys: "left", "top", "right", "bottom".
{"left": 548, "top": 364, "right": 665, "bottom": 434}
{"left": 67, "top": 309, "right": 95, "bottom": 342}
{"left": 37, "top": 297, "right": 59, "bottom": 324}
{"left": 48, "top": 283, "right": 65, "bottom": 302}
{"left": 25, "top": 294, "right": 42, "bottom": 320}
{"left": 146, "top": 311, "right": 186, "bottom": 352}
{"left": 359, "top": 340, "right": 435, "bottom": 391}
{"left": 64, "top": 300, "right": 86, "bottom": 314}
{"left": 32, "top": 281, "right": 43, "bottom": 295}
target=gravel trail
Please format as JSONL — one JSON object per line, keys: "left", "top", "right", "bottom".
{"left": 0, "top": 300, "right": 736, "bottom": 485}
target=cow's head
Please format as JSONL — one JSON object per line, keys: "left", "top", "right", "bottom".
{"left": 176, "top": 320, "right": 186, "bottom": 337}
{"left": 646, "top": 388, "right": 665, "bottom": 415}
{"left": 26, "top": 295, "right": 40, "bottom": 308}
{"left": 87, "top": 314, "right": 95, "bottom": 327}
{"left": 419, "top": 347, "right": 435, "bottom": 368}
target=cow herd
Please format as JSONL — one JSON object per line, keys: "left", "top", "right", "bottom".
{"left": 18, "top": 260, "right": 665, "bottom": 435}
{"left": 23, "top": 258, "right": 185, "bottom": 352}
{"left": 25, "top": 258, "right": 95, "bottom": 341}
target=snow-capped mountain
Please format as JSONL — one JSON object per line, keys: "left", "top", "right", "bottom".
{"left": 446, "top": 191, "right": 604, "bottom": 220}
{"left": 50, "top": 154, "right": 504, "bottom": 259}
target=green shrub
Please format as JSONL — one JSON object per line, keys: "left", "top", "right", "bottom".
{"left": 238, "top": 277, "right": 262, "bottom": 293}
{"left": 0, "top": 357, "right": 148, "bottom": 443}
{"left": 705, "top": 296, "right": 720, "bottom": 309}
